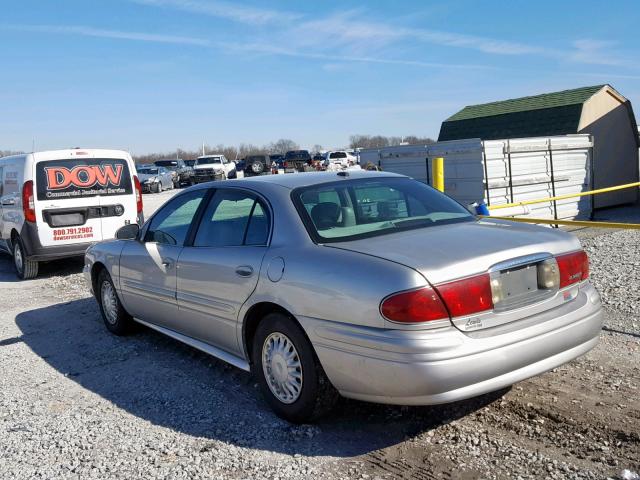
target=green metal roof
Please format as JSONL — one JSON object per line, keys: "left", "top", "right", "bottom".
{"left": 445, "top": 85, "right": 605, "bottom": 122}
{"left": 438, "top": 85, "right": 607, "bottom": 142}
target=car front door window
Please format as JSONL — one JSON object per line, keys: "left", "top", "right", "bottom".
{"left": 145, "top": 190, "right": 207, "bottom": 246}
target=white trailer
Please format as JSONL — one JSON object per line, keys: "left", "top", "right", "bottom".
{"left": 358, "top": 134, "right": 594, "bottom": 220}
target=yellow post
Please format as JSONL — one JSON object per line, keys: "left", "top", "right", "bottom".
{"left": 432, "top": 157, "right": 444, "bottom": 192}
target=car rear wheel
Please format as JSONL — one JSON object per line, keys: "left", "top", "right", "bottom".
{"left": 97, "top": 270, "right": 133, "bottom": 335}
{"left": 13, "top": 237, "right": 38, "bottom": 280}
{"left": 252, "top": 313, "right": 338, "bottom": 423}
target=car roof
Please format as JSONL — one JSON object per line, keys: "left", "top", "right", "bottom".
{"left": 229, "top": 171, "right": 406, "bottom": 190}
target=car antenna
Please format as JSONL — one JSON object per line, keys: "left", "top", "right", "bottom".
{"left": 337, "top": 171, "right": 349, "bottom": 177}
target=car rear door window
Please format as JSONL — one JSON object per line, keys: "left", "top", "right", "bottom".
{"left": 194, "top": 189, "right": 270, "bottom": 247}
{"left": 145, "top": 190, "right": 206, "bottom": 246}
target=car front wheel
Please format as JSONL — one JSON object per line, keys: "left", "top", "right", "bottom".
{"left": 97, "top": 270, "right": 133, "bottom": 335}
{"left": 252, "top": 313, "right": 337, "bottom": 423}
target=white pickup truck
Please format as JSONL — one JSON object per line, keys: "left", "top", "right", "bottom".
{"left": 193, "top": 155, "right": 237, "bottom": 183}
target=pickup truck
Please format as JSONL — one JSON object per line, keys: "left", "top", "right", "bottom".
{"left": 193, "top": 155, "right": 237, "bottom": 183}
{"left": 154, "top": 159, "right": 194, "bottom": 187}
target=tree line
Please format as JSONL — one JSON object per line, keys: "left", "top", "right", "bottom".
{"left": 2, "top": 133, "right": 436, "bottom": 164}
{"left": 132, "top": 134, "right": 434, "bottom": 164}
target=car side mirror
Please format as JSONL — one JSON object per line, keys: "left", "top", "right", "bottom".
{"left": 116, "top": 223, "right": 140, "bottom": 240}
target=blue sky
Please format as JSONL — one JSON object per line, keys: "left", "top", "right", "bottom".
{"left": 1, "top": 0, "right": 639, "bottom": 154}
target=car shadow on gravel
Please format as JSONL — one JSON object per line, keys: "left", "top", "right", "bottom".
{"left": 0, "top": 252, "right": 83, "bottom": 282}
{"left": 15, "top": 299, "right": 506, "bottom": 457}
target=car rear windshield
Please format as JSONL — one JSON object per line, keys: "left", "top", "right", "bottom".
{"left": 329, "top": 152, "right": 347, "bottom": 159}
{"left": 197, "top": 157, "right": 222, "bottom": 165}
{"left": 35, "top": 158, "right": 132, "bottom": 201}
{"left": 293, "top": 177, "right": 474, "bottom": 243}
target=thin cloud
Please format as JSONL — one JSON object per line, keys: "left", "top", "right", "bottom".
{"left": 132, "top": 0, "right": 300, "bottom": 25}
{"left": 4, "top": 24, "right": 211, "bottom": 46}
{"left": 219, "top": 41, "right": 496, "bottom": 70}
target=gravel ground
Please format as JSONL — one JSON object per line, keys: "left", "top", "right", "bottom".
{"left": 0, "top": 194, "right": 638, "bottom": 479}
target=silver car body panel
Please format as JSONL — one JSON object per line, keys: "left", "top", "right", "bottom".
{"left": 84, "top": 171, "right": 603, "bottom": 406}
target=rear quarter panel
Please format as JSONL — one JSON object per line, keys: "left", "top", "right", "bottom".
{"left": 242, "top": 244, "right": 426, "bottom": 329}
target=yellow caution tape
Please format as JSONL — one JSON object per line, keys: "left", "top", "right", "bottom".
{"left": 488, "top": 182, "right": 640, "bottom": 211}
{"left": 481, "top": 216, "right": 640, "bottom": 230}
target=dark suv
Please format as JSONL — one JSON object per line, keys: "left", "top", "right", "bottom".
{"left": 154, "top": 159, "right": 194, "bottom": 187}
{"left": 284, "top": 150, "right": 312, "bottom": 172}
{"left": 244, "top": 155, "right": 272, "bottom": 176}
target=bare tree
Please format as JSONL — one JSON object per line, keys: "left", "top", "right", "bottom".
{"left": 349, "top": 135, "right": 435, "bottom": 149}
{"left": 267, "top": 139, "right": 299, "bottom": 154}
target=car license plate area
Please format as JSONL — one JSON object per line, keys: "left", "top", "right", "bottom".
{"left": 491, "top": 262, "right": 553, "bottom": 311}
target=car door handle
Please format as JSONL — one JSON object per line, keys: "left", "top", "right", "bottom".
{"left": 235, "top": 265, "right": 254, "bottom": 277}
{"left": 162, "top": 259, "right": 173, "bottom": 268}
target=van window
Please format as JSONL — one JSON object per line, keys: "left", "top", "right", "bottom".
{"left": 35, "top": 158, "right": 132, "bottom": 201}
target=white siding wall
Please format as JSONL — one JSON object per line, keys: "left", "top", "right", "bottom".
{"left": 358, "top": 134, "right": 593, "bottom": 220}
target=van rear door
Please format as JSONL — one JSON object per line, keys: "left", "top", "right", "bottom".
{"left": 34, "top": 156, "right": 134, "bottom": 247}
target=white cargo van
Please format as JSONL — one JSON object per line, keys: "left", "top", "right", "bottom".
{"left": 0, "top": 149, "right": 143, "bottom": 279}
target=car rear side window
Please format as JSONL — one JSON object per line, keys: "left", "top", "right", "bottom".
{"left": 145, "top": 190, "right": 207, "bottom": 246}
{"left": 35, "top": 158, "right": 132, "bottom": 200}
{"left": 193, "top": 189, "right": 269, "bottom": 247}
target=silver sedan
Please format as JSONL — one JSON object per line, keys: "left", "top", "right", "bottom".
{"left": 84, "top": 171, "right": 603, "bottom": 423}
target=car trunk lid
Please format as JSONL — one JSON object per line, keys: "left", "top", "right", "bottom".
{"left": 330, "top": 218, "right": 582, "bottom": 332}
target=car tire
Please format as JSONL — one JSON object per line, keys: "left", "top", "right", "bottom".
{"left": 152, "top": 182, "right": 160, "bottom": 194}
{"left": 12, "top": 237, "right": 38, "bottom": 280}
{"left": 97, "top": 269, "right": 133, "bottom": 336}
{"left": 252, "top": 313, "right": 338, "bottom": 423}
{"left": 251, "top": 160, "right": 265, "bottom": 174}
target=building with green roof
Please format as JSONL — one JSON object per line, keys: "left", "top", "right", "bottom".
{"left": 439, "top": 85, "right": 639, "bottom": 208}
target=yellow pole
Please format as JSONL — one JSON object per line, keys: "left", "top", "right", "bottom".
{"left": 432, "top": 157, "right": 444, "bottom": 192}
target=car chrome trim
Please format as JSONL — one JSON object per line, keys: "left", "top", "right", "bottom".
{"left": 134, "top": 317, "right": 250, "bottom": 371}
{"left": 121, "top": 279, "right": 176, "bottom": 301}
{"left": 488, "top": 252, "right": 552, "bottom": 273}
{"left": 176, "top": 291, "right": 235, "bottom": 314}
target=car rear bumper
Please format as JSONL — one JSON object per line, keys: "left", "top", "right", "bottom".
{"left": 299, "top": 283, "right": 603, "bottom": 405}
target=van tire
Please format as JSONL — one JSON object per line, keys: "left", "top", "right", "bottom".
{"left": 13, "top": 237, "right": 38, "bottom": 280}
{"left": 97, "top": 270, "right": 133, "bottom": 335}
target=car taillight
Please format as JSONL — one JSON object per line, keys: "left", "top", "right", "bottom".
{"left": 133, "top": 175, "right": 143, "bottom": 213}
{"left": 22, "top": 180, "right": 36, "bottom": 223}
{"left": 283, "top": 161, "right": 288, "bottom": 168}
{"left": 556, "top": 250, "right": 589, "bottom": 288}
{"left": 380, "top": 286, "right": 449, "bottom": 323}
{"left": 436, "top": 273, "right": 494, "bottom": 317}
